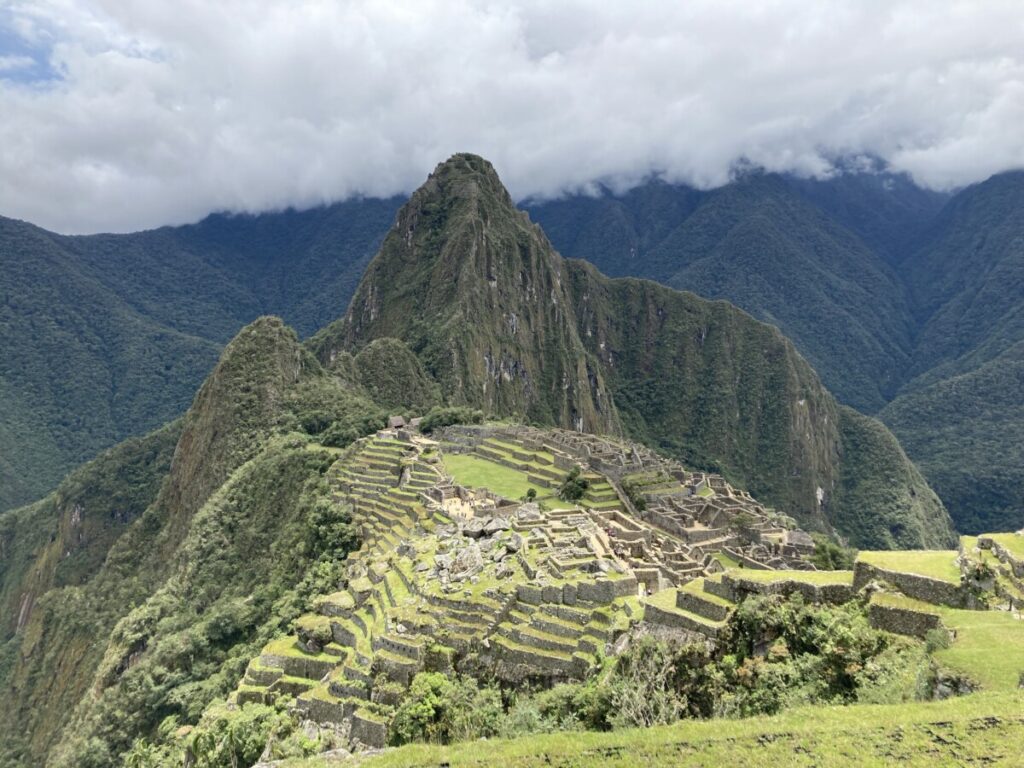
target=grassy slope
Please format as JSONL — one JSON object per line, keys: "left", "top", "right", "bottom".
{"left": 287, "top": 692, "right": 1024, "bottom": 768}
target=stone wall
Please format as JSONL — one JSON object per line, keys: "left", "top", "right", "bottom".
{"left": 853, "top": 562, "right": 967, "bottom": 608}
{"left": 867, "top": 602, "right": 944, "bottom": 638}
{"left": 723, "top": 574, "right": 854, "bottom": 605}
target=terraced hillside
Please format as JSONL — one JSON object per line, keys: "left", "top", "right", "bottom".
{"left": 645, "top": 532, "right": 1024, "bottom": 696}
{"left": 222, "top": 424, "right": 821, "bottom": 747}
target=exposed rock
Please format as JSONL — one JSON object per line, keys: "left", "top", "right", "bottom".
{"left": 484, "top": 517, "right": 510, "bottom": 535}
{"left": 451, "top": 542, "right": 484, "bottom": 581}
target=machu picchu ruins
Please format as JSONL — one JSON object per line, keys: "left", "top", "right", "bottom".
{"left": 218, "top": 420, "right": 1024, "bottom": 752}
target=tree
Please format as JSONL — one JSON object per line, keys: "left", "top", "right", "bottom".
{"left": 558, "top": 466, "right": 589, "bottom": 502}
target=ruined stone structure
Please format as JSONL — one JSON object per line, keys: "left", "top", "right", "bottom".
{"left": 224, "top": 424, "right": 820, "bottom": 747}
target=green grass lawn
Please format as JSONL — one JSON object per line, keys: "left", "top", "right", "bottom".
{"left": 870, "top": 592, "right": 1024, "bottom": 691}
{"left": 442, "top": 453, "right": 541, "bottom": 500}
{"left": 285, "top": 692, "right": 1024, "bottom": 767}
{"left": 712, "top": 552, "right": 739, "bottom": 569}
{"left": 857, "top": 550, "right": 962, "bottom": 584}
{"left": 444, "top": 454, "right": 581, "bottom": 507}
{"left": 933, "top": 607, "right": 1024, "bottom": 691}
{"left": 726, "top": 568, "right": 854, "bottom": 585}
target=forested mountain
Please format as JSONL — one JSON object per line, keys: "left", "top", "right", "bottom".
{"left": 1, "top": 161, "right": 1020, "bottom": 535}
{"left": 312, "top": 154, "right": 950, "bottom": 548}
{"left": 0, "top": 155, "right": 957, "bottom": 767}
{"left": 529, "top": 171, "right": 1024, "bottom": 534}
{"left": 0, "top": 198, "right": 401, "bottom": 511}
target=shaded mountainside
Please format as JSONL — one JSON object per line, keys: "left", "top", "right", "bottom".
{"left": 314, "top": 154, "right": 952, "bottom": 549}
{"left": 530, "top": 174, "right": 920, "bottom": 412}
{"left": 0, "top": 199, "right": 400, "bottom": 513}
{"left": 530, "top": 171, "right": 1024, "bottom": 535}
{"left": 0, "top": 316, "right": 387, "bottom": 766}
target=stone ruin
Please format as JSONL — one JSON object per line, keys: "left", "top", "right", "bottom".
{"left": 224, "top": 423, "right": 823, "bottom": 750}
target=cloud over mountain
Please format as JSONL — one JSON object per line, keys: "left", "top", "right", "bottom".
{"left": 2, "top": 0, "right": 1023, "bottom": 233}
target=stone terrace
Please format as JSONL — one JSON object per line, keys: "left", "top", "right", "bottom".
{"left": 225, "top": 425, "right": 844, "bottom": 748}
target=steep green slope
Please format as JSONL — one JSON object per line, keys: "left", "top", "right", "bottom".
{"left": 900, "top": 171, "right": 1024, "bottom": 386}
{"left": 878, "top": 172, "right": 1024, "bottom": 534}
{"left": 533, "top": 172, "right": 1024, "bottom": 534}
{"left": 0, "top": 199, "right": 400, "bottom": 515}
{"left": 314, "top": 154, "right": 953, "bottom": 547}
{"left": 529, "top": 174, "right": 939, "bottom": 412}
{"left": 312, "top": 154, "right": 621, "bottom": 435}
{"left": 0, "top": 217, "right": 220, "bottom": 512}
{"left": 881, "top": 344, "right": 1024, "bottom": 534}
{"left": 642, "top": 176, "right": 915, "bottom": 412}
{"left": 0, "top": 316, "right": 377, "bottom": 766}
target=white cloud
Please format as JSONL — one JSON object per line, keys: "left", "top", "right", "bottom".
{"left": 0, "top": 54, "right": 33, "bottom": 71}
{"left": 0, "top": 0, "right": 1022, "bottom": 233}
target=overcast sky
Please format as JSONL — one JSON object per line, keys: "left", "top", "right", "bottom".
{"left": 1, "top": 0, "right": 1022, "bottom": 234}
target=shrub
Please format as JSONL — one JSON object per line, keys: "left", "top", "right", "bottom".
{"left": 810, "top": 534, "right": 857, "bottom": 570}
{"left": 418, "top": 406, "right": 484, "bottom": 434}
{"left": 558, "top": 466, "right": 590, "bottom": 502}
{"left": 620, "top": 478, "right": 647, "bottom": 512}
{"left": 389, "top": 673, "right": 501, "bottom": 746}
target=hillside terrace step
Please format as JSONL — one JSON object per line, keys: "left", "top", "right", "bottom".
{"left": 490, "top": 635, "right": 580, "bottom": 676}
{"left": 677, "top": 580, "right": 733, "bottom": 622}
{"left": 372, "top": 632, "right": 425, "bottom": 661}
{"left": 643, "top": 590, "right": 725, "bottom": 639}
{"left": 497, "top": 622, "right": 579, "bottom": 655}
{"left": 260, "top": 638, "right": 339, "bottom": 680}
{"left": 529, "top": 613, "right": 586, "bottom": 639}
{"left": 270, "top": 674, "right": 318, "bottom": 697}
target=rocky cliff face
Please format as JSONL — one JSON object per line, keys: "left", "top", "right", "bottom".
{"left": 311, "top": 154, "right": 620, "bottom": 435}
{"left": 314, "top": 154, "right": 953, "bottom": 547}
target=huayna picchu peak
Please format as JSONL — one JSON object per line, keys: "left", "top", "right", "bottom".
{"left": 2, "top": 154, "right": 1021, "bottom": 768}
{"left": 313, "top": 153, "right": 953, "bottom": 551}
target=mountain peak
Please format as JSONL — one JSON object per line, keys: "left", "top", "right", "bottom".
{"left": 409, "top": 152, "right": 515, "bottom": 215}
{"left": 311, "top": 155, "right": 620, "bottom": 434}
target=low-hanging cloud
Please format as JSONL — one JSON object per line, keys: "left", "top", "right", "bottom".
{"left": 1, "top": 0, "right": 1022, "bottom": 234}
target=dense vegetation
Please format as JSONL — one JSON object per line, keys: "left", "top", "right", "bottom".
{"left": 116, "top": 591, "right": 934, "bottom": 765}
{"left": 0, "top": 199, "right": 400, "bottom": 513}
{"left": 0, "top": 316, "right": 383, "bottom": 767}
{"left": 529, "top": 171, "right": 1024, "bottom": 535}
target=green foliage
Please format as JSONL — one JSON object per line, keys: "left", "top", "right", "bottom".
{"left": 724, "top": 594, "right": 929, "bottom": 713}
{"left": 557, "top": 466, "right": 590, "bottom": 502}
{"left": 810, "top": 534, "right": 857, "bottom": 571}
{"left": 353, "top": 337, "right": 442, "bottom": 412}
{"left": 417, "top": 406, "right": 484, "bottom": 434}
{"left": 835, "top": 406, "right": 955, "bottom": 549}
{"left": 619, "top": 478, "right": 647, "bottom": 511}
{"left": 0, "top": 197, "right": 401, "bottom": 515}
{"left": 45, "top": 440, "right": 359, "bottom": 767}
{"left": 389, "top": 673, "right": 502, "bottom": 746}
{"left": 533, "top": 172, "right": 1024, "bottom": 537}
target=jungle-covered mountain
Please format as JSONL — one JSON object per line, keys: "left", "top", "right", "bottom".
{"left": 527, "top": 170, "right": 1024, "bottom": 534}
{"left": 0, "top": 153, "right": 958, "bottom": 767}
{"left": 2, "top": 159, "right": 1020, "bottom": 535}
{"left": 0, "top": 198, "right": 402, "bottom": 512}
{"left": 312, "top": 154, "right": 950, "bottom": 549}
